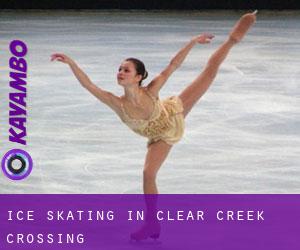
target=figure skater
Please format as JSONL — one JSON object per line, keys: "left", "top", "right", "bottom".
{"left": 51, "top": 11, "right": 257, "bottom": 240}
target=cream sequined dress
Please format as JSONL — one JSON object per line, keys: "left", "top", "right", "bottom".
{"left": 120, "top": 90, "right": 185, "bottom": 146}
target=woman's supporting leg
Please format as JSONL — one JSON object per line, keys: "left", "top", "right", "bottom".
{"left": 179, "top": 12, "right": 256, "bottom": 117}
{"left": 143, "top": 140, "right": 173, "bottom": 194}
{"left": 130, "top": 140, "right": 172, "bottom": 241}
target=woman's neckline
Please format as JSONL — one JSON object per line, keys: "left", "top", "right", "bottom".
{"left": 121, "top": 89, "right": 158, "bottom": 122}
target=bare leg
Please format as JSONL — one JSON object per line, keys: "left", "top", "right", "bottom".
{"left": 130, "top": 140, "right": 172, "bottom": 241}
{"left": 179, "top": 12, "right": 256, "bottom": 117}
{"left": 143, "top": 140, "right": 172, "bottom": 194}
{"left": 143, "top": 140, "right": 172, "bottom": 231}
{"left": 179, "top": 38, "right": 235, "bottom": 117}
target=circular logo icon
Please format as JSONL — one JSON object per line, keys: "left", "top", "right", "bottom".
{"left": 1, "top": 149, "right": 33, "bottom": 180}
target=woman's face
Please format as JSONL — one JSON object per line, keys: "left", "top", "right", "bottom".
{"left": 117, "top": 60, "right": 142, "bottom": 86}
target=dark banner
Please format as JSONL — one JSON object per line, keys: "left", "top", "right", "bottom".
{"left": 0, "top": 0, "right": 300, "bottom": 10}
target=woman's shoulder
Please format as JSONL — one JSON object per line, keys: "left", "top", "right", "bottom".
{"left": 143, "top": 86, "right": 159, "bottom": 100}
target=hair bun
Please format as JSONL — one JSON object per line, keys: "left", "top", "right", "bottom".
{"left": 125, "top": 57, "right": 147, "bottom": 86}
{"left": 143, "top": 70, "right": 148, "bottom": 80}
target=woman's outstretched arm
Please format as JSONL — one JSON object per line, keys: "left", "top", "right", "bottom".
{"left": 147, "top": 33, "right": 214, "bottom": 96}
{"left": 51, "top": 53, "right": 122, "bottom": 114}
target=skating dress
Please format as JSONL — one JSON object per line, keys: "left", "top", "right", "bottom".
{"left": 120, "top": 90, "right": 185, "bottom": 146}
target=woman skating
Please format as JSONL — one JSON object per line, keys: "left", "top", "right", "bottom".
{"left": 51, "top": 11, "right": 257, "bottom": 240}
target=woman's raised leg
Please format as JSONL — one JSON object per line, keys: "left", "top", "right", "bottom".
{"left": 179, "top": 12, "right": 256, "bottom": 117}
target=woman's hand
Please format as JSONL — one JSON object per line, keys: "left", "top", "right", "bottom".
{"left": 50, "top": 53, "right": 74, "bottom": 65}
{"left": 192, "top": 33, "right": 215, "bottom": 44}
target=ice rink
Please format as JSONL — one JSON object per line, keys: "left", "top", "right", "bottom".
{"left": 0, "top": 10, "right": 299, "bottom": 193}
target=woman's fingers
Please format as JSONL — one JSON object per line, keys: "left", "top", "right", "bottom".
{"left": 50, "top": 55, "right": 58, "bottom": 61}
{"left": 50, "top": 54, "right": 59, "bottom": 61}
{"left": 51, "top": 56, "right": 63, "bottom": 62}
{"left": 205, "top": 35, "right": 214, "bottom": 43}
{"left": 50, "top": 53, "right": 65, "bottom": 62}
{"left": 203, "top": 33, "right": 214, "bottom": 39}
{"left": 51, "top": 53, "right": 65, "bottom": 57}
{"left": 196, "top": 33, "right": 214, "bottom": 44}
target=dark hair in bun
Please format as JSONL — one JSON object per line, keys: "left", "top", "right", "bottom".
{"left": 126, "top": 58, "right": 148, "bottom": 86}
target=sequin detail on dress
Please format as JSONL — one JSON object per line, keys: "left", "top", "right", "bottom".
{"left": 120, "top": 90, "right": 185, "bottom": 146}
